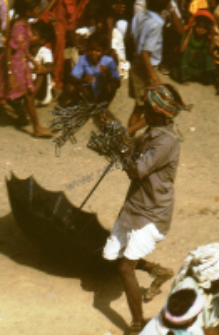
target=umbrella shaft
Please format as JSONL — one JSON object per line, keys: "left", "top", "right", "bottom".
{"left": 79, "top": 161, "right": 114, "bottom": 210}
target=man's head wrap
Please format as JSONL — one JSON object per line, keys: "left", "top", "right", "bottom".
{"left": 163, "top": 288, "right": 204, "bottom": 325}
{"left": 144, "top": 84, "right": 192, "bottom": 119}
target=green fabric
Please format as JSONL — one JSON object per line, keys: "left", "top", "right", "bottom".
{"left": 171, "top": 32, "right": 215, "bottom": 84}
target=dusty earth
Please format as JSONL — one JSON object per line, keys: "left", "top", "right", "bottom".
{"left": 0, "top": 76, "right": 219, "bottom": 335}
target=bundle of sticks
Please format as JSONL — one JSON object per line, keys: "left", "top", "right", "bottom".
{"left": 49, "top": 101, "right": 108, "bottom": 156}
{"left": 87, "top": 118, "right": 133, "bottom": 164}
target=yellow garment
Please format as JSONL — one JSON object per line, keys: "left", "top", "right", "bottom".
{"left": 189, "top": 0, "right": 209, "bottom": 14}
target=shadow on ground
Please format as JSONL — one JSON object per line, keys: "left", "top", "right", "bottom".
{"left": 0, "top": 213, "right": 130, "bottom": 334}
{"left": 0, "top": 106, "right": 17, "bottom": 127}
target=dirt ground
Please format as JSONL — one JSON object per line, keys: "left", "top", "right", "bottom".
{"left": 0, "top": 76, "right": 219, "bottom": 335}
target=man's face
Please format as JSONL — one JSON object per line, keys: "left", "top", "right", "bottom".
{"left": 144, "top": 106, "right": 167, "bottom": 126}
{"left": 87, "top": 42, "right": 104, "bottom": 65}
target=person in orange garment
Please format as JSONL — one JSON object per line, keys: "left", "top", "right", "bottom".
{"left": 40, "top": 0, "right": 90, "bottom": 97}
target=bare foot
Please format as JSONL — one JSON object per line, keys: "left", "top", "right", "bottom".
{"left": 33, "top": 126, "right": 52, "bottom": 138}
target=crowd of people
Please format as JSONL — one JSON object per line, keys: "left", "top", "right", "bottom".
{"left": 1, "top": 1, "right": 219, "bottom": 335}
{"left": 0, "top": 0, "right": 219, "bottom": 137}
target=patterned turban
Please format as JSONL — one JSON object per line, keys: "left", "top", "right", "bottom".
{"left": 144, "top": 84, "right": 193, "bottom": 119}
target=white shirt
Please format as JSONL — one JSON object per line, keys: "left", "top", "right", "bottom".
{"left": 139, "top": 313, "right": 205, "bottom": 335}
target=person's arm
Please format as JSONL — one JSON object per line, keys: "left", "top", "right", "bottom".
{"left": 127, "top": 118, "right": 147, "bottom": 137}
{"left": 106, "top": 16, "right": 114, "bottom": 51}
{"left": 32, "top": 62, "right": 53, "bottom": 74}
{"left": 179, "top": 26, "right": 193, "bottom": 53}
{"left": 141, "top": 50, "right": 161, "bottom": 84}
{"left": 99, "top": 59, "right": 121, "bottom": 90}
{"left": 121, "top": 135, "right": 177, "bottom": 180}
{"left": 203, "top": 326, "right": 219, "bottom": 335}
{"left": 209, "top": 37, "right": 215, "bottom": 54}
{"left": 7, "top": 21, "right": 27, "bottom": 91}
{"left": 70, "top": 74, "right": 95, "bottom": 85}
{"left": 135, "top": 136, "right": 176, "bottom": 180}
{"left": 141, "top": 23, "right": 165, "bottom": 83}
{"left": 209, "top": 25, "right": 215, "bottom": 54}
{"left": 70, "top": 55, "right": 95, "bottom": 85}
{"left": 167, "top": 1, "right": 184, "bottom": 37}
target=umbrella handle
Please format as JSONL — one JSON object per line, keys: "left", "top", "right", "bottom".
{"left": 65, "top": 161, "right": 114, "bottom": 234}
{"left": 79, "top": 161, "right": 114, "bottom": 210}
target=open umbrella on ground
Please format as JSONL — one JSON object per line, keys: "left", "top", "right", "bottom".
{"left": 6, "top": 173, "right": 110, "bottom": 254}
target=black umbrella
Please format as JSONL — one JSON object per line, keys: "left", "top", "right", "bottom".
{"left": 6, "top": 172, "right": 110, "bottom": 253}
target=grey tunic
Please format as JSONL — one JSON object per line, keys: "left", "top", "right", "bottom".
{"left": 118, "top": 123, "right": 180, "bottom": 235}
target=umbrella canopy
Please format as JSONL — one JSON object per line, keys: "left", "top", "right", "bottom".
{"left": 6, "top": 173, "right": 110, "bottom": 253}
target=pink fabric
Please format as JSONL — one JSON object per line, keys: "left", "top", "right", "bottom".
{"left": 0, "top": 0, "right": 8, "bottom": 31}
{"left": 7, "top": 21, "right": 34, "bottom": 99}
{"left": 0, "top": 52, "right": 6, "bottom": 99}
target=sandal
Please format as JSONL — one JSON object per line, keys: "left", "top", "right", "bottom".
{"left": 144, "top": 264, "right": 174, "bottom": 302}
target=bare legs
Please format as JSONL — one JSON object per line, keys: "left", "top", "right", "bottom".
{"left": 119, "top": 257, "right": 144, "bottom": 323}
{"left": 24, "top": 92, "right": 52, "bottom": 137}
{"left": 33, "top": 74, "right": 46, "bottom": 101}
{"left": 118, "top": 257, "right": 174, "bottom": 325}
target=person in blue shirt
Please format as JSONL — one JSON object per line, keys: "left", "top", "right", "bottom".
{"left": 70, "top": 32, "right": 121, "bottom": 103}
{"left": 127, "top": 0, "right": 182, "bottom": 138}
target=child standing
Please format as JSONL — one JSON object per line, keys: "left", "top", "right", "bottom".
{"left": 171, "top": 10, "right": 215, "bottom": 85}
{"left": 6, "top": 0, "right": 52, "bottom": 137}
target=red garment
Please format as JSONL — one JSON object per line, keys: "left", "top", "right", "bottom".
{"left": 184, "top": 10, "right": 215, "bottom": 41}
{"left": 185, "top": 9, "right": 215, "bottom": 31}
{"left": 65, "top": 0, "right": 90, "bottom": 30}
{"left": 40, "top": 0, "right": 90, "bottom": 88}
{"left": 40, "top": 1, "right": 67, "bottom": 88}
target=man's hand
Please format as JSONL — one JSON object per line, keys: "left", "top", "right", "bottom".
{"left": 142, "top": 51, "right": 162, "bottom": 85}
{"left": 98, "top": 65, "right": 109, "bottom": 76}
{"left": 100, "top": 113, "right": 108, "bottom": 126}
{"left": 84, "top": 75, "right": 95, "bottom": 84}
{"left": 32, "top": 64, "right": 48, "bottom": 75}
{"left": 150, "top": 76, "right": 162, "bottom": 85}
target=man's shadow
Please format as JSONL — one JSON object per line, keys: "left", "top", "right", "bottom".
{"left": 0, "top": 213, "right": 130, "bottom": 334}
